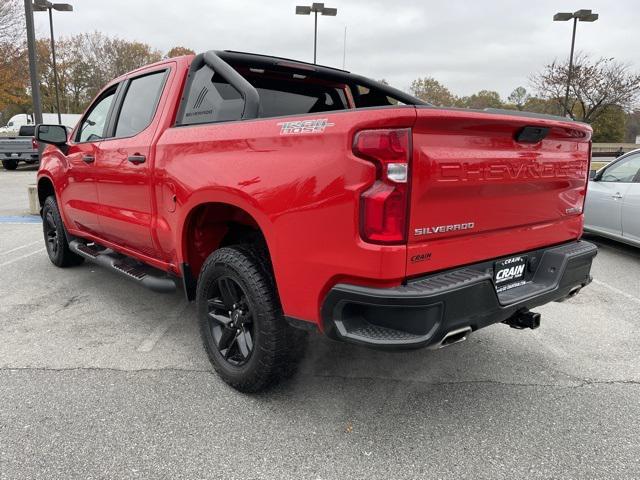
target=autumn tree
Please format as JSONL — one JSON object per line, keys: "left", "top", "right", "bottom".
{"left": 521, "top": 96, "right": 562, "bottom": 116}
{"left": 106, "top": 37, "right": 163, "bottom": 78}
{"left": 624, "top": 110, "right": 640, "bottom": 143}
{"left": 2, "top": 23, "right": 191, "bottom": 121}
{"left": 410, "top": 77, "right": 456, "bottom": 106}
{"left": 0, "top": 44, "right": 30, "bottom": 119}
{"left": 33, "top": 32, "right": 164, "bottom": 114}
{"left": 457, "top": 90, "right": 503, "bottom": 109}
{"left": 68, "top": 32, "right": 162, "bottom": 103}
{"left": 591, "top": 105, "right": 626, "bottom": 142}
{"left": 166, "top": 46, "right": 195, "bottom": 58}
{"left": 0, "top": 0, "right": 30, "bottom": 123}
{"left": 532, "top": 54, "right": 640, "bottom": 123}
{"left": 507, "top": 87, "right": 530, "bottom": 110}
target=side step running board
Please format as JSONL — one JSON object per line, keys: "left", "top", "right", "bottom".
{"left": 69, "top": 240, "right": 177, "bottom": 294}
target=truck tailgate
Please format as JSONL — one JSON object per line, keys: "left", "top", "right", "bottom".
{"left": 0, "top": 137, "right": 33, "bottom": 154}
{"left": 407, "top": 107, "right": 592, "bottom": 277}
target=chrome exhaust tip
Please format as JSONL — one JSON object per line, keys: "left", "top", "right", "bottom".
{"left": 438, "top": 326, "right": 472, "bottom": 348}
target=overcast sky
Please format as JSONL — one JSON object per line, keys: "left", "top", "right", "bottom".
{"left": 33, "top": 0, "right": 637, "bottom": 99}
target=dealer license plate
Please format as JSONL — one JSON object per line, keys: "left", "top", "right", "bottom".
{"left": 493, "top": 256, "right": 527, "bottom": 292}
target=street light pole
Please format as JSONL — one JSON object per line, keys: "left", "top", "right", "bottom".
{"left": 553, "top": 9, "right": 599, "bottom": 117}
{"left": 296, "top": 3, "right": 337, "bottom": 64}
{"left": 564, "top": 17, "right": 578, "bottom": 118}
{"left": 313, "top": 9, "right": 318, "bottom": 64}
{"left": 342, "top": 26, "right": 347, "bottom": 69}
{"left": 23, "top": 0, "right": 43, "bottom": 126}
{"left": 48, "top": 7, "right": 62, "bottom": 124}
{"left": 33, "top": 1, "right": 73, "bottom": 124}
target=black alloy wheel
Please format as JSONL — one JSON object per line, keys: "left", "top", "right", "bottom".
{"left": 41, "top": 196, "right": 84, "bottom": 267}
{"left": 43, "top": 208, "right": 59, "bottom": 259}
{"left": 196, "top": 245, "right": 307, "bottom": 392}
{"left": 205, "top": 275, "right": 255, "bottom": 366}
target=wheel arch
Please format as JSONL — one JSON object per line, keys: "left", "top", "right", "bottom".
{"left": 37, "top": 175, "right": 56, "bottom": 210}
{"left": 179, "top": 198, "right": 275, "bottom": 300}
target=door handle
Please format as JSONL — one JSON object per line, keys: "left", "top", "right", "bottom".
{"left": 82, "top": 155, "right": 95, "bottom": 164}
{"left": 128, "top": 154, "right": 146, "bottom": 165}
{"left": 611, "top": 192, "right": 623, "bottom": 199}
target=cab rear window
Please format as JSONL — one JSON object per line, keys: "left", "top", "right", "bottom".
{"left": 178, "top": 65, "right": 348, "bottom": 125}
{"left": 247, "top": 76, "right": 348, "bottom": 118}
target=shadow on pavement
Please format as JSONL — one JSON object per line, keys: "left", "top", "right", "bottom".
{"left": 583, "top": 233, "right": 640, "bottom": 259}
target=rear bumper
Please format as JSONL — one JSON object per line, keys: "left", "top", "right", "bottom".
{"left": 2, "top": 152, "right": 39, "bottom": 161}
{"left": 321, "top": 240, "right": 597, "bottom": 349}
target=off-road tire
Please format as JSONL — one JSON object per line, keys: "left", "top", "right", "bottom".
{"left": 197, "top": 245, "right": 306, "bottom": 392}
{"left": 42, "top": 196, "right": 84, "bottom": 267}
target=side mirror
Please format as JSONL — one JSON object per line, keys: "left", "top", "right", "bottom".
{"left": 589, "top": 170, "right": 597, "bottom": 180}
{"left": 35, "top": 124, "right": 68, "bottom": 153}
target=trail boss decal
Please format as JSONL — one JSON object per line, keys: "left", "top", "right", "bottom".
{"left": 278, "top": 119, "right": 335, "bottom": 135}
{"left": 493, "top": 256, "right": 528, "bottom": 292}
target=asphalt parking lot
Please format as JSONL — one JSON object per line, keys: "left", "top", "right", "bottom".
{"left": 1, "top": 166, "right": 639, "bottom": 479}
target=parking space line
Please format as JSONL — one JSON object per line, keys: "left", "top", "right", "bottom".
{"left": 0, "top": 216, "right": 42, "bottom": 224}
{"left": 593, "top": 279, "right": 640, "bottom": 306}
{"left": 0, "top": 248, "right": 45, "bottom": 268}
{"left": 0, "top": 240, "right": 42, "bottom": 256}
{"left": 137, "top": 301, "right": 188, "bottom": 353}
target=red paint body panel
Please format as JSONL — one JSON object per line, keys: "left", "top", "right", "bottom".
{"left": 93, "top": 64, "right": 178, "bottom": 258}
{"left": 38, "top": 56, "right": 593, "bottom": 328}
{"left": 406, "top": 108, "right": 592, "bottom": 277}
{"left": 155, "top": 107, "right": 415, "bottom": 322}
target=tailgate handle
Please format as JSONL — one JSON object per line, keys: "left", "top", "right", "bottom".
{"left": 515, "top": 126, "right": 550, "bottom": 143}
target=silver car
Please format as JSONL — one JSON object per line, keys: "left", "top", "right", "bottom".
{"left": 584, "top": 149, "right": 640, "bottom": 247}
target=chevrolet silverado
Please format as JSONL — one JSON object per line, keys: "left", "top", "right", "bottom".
{"left": 35, "top": 50, "right": 597, "bottom": 391}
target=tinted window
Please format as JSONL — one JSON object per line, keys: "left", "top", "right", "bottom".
{"left": 77, "top": 89, "right": 116, "bottom": 142}
{"left": 181, "top": 66, "right": 244, "bottom": 125}
{"left": 18, "top": 125, "right": 35, "bottom": 136}
{"left": 257, "top": 87, "right": 345, "bottom": 117}
{"left": 115, "top": 71, "right": 166, "bottom": 137}
{"left": 244, "top": 75, "right": 347, "bottom": 118}
{"left": 601, "top": 154, "right": 640, "bottom": 183}
{"left": 179, "top": 66, "right": 350, "bottom": 125}
{"left": 353, "top": 85, "right": 396, "bottom": 108}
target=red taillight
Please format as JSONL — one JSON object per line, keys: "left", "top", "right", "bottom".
{"left": 353, "top": 128, "right": 411, "bottom": 244}
{"left": 32, "top": 137, "right": 38, "bottom": 150}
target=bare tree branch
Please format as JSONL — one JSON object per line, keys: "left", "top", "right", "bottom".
{"left": 0, "top": 0, "right": 24, "bottom": 43}
{"left": 531, "top": 53, "right": 640, "bottom": 123}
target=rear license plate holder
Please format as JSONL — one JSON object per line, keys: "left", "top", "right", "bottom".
{"left": 494, "top": 255, "right": 527, "bottom": 292}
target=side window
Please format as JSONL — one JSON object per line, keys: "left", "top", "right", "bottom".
{"left": 180, "top": 65, "right": 244, "bottom": 125}
{"left": 77, "top": 88, "right": 117, "bottom": 142}
{"left": 601, "top": 154, "right": 640, "bottom": 183}
{"left": 114, "top": 71, "right": 167, "bottom": 138}
{"left": 353, "top": 85, "right": 396, "bottom": 108}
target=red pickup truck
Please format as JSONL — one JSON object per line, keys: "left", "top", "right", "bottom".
{"left": 35, "top": 50, "right": 597, "bottom": 392}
